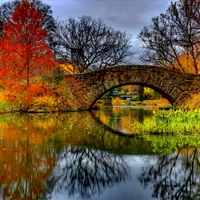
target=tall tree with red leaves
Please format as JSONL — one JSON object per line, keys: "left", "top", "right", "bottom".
{"left": 0, "top": 0, "right": 56, "bottom": 110}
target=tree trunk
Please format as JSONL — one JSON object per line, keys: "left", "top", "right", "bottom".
{"left": 139, "top": 85, "right": 144, "bottom": 101}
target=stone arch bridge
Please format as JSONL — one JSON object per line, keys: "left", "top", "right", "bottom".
{"left": 65, "top": 65, "right": 200, "bottom": 110}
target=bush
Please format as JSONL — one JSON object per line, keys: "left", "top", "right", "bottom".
{"left": 33, "top": 95, "right": 57, "bottom": 110}
{"left": 130, "top": 96, "right": 139, "bottom": 101}
{"left": 112, "top": 97, "right": 122, "bottom": 105}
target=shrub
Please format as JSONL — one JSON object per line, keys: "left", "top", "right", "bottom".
{"left": 112, "top": 97, "right": 122, "bottom": 105}
{"left": 33, "top": 95, "right": 57, "bottom": 110}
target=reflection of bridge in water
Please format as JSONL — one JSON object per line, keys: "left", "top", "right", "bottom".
{"left": 90, "top": 110, "right": 137, "bottom": 137}
{"left": 1, "top": 112, "right": 199, "bottom": 200}
{"left": 66, "top": 65, "right": 200, "bottom": 110}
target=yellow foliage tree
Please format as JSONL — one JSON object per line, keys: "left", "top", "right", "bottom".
{"left": 173, "top": 54, "right": 200, "bottom": 73}
{"left": 59, "top": 63, "right": 76, "bottom": 74}
{"left": 112, "top": 97, "right": 121, "bottom": 105}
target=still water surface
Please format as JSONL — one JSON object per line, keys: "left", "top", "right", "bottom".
{"left": 0, "top": 107, "right": 199, "bottom": 200}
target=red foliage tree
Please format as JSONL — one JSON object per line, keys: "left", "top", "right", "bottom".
{"left": 0, "top": 0, "right": 56, "bottom": 110}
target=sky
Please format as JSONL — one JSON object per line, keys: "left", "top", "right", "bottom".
{"left": 2, "top": 0, "right": 177, "bottom": 63}
{"left": 41, "top": 0, "right": 177, "bottom": 64}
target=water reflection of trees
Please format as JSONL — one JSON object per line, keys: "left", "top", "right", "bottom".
{"left": 46, "top": 146, "right": 130, "bottom": 199}
{"left": 0, "top": 140, "right": 56, "bottom": 200}
{"left": 92, "top": 107, "right": 155, "bottom": 134}
{"left": 0, "top": 111, "right": 200, "bottom": 200}
{"left": 0, "top": 112, "right": 152, "bottom": 200}
{"left": 139, "top": 148, "right": 200, "bottom": 200}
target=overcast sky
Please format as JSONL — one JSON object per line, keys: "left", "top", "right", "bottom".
{"left": 43, "top": 0, "right": 175, "bottom": 36}
{"left": 44, "top": 0, "right": 177, "bottom": 64}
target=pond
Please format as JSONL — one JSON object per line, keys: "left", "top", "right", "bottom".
{"left": 0, "top": 107, "right": 199, "bottom": 200}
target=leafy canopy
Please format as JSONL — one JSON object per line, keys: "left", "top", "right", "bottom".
{"left": 0, "top": 0, "right": 56, "bottom": 109}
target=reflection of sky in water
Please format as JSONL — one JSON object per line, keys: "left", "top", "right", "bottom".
{"left": 92, "top": 156, "right": 155, "bottom": 200}
{"left": 0, "top": 110, "right": 199, "bottom": 200}
{"left": 50, "top": 155, "right": 156, "bottom": 200}
{"left": 48, "top": 145, "right": 200, "bottom": 200}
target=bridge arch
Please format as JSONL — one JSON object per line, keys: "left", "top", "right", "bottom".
{"left": 66, "top": 65, "right": 200, "bottom": 110}
{"left": 89, "top": 83, "right": 173, "bottom": 109}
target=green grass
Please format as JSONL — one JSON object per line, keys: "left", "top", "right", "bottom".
{"left": 132, "top": 108, "right": 200, "bottom": 153}
{"left": 134, "top": 108, "right": 200, "bottom": 134}
{"left": 0, "top": 100, "right": 19, "bottom": 113}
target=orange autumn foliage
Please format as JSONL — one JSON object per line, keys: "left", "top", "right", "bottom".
{"left": 0, "top": 1, "right": 56, "bottom": 109}
{"left": 173, "top": 54, "right": 200, "bottom": 73}
{"left": 52, "top": 77, "right": 86, "bottom": 110}
{"left": 2, "top": 81, "right": 51, "bottom": 107}
{"left": 148, "top": 98, "right": 170, "bottom": 106}
{"left": 112, "top": 97, "right": 122, "bottom": 105}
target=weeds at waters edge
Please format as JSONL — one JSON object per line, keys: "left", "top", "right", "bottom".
{"left": 133, "top": 108, "right": 200, "bottom": 134}
{"left": 0, "top": 96, "right": 20, "bottom": 113}
{"left": 131, "top": 109, "right": 200, "bottom": 153}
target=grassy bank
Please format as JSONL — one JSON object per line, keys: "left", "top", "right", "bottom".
{"left": 131, "top": 108, "right": 200, "bottom": 153}
{"left": 134, "top": 108, "right": 200, "bottom": 134}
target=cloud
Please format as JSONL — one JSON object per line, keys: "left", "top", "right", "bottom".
{"left": 43, "top": 0, "right": 176, "bottom": 64}
{"left": 45, "top": 0, "right": 173, "bottom": 35}
{"left": 5, "top": 0, "right": 175, "bottom": 37}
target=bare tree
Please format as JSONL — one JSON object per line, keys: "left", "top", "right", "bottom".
{"left": 46, "top": 146, "right": 129, "bottom": 199}
{"left": 139, "top": 148, "right": 200, "bottom": 200}
{"left": 53, "top": 16, "right": 133, "bottom": 73}
{"left": 138, "top": 0, "right": 200, "bottom": 73}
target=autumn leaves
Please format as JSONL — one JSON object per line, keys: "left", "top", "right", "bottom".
{"left": 138, "top": 0, "right": 200, "bottom": 73}
{"left": 0, "top": 1, "right": 56, "bottom": 110}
